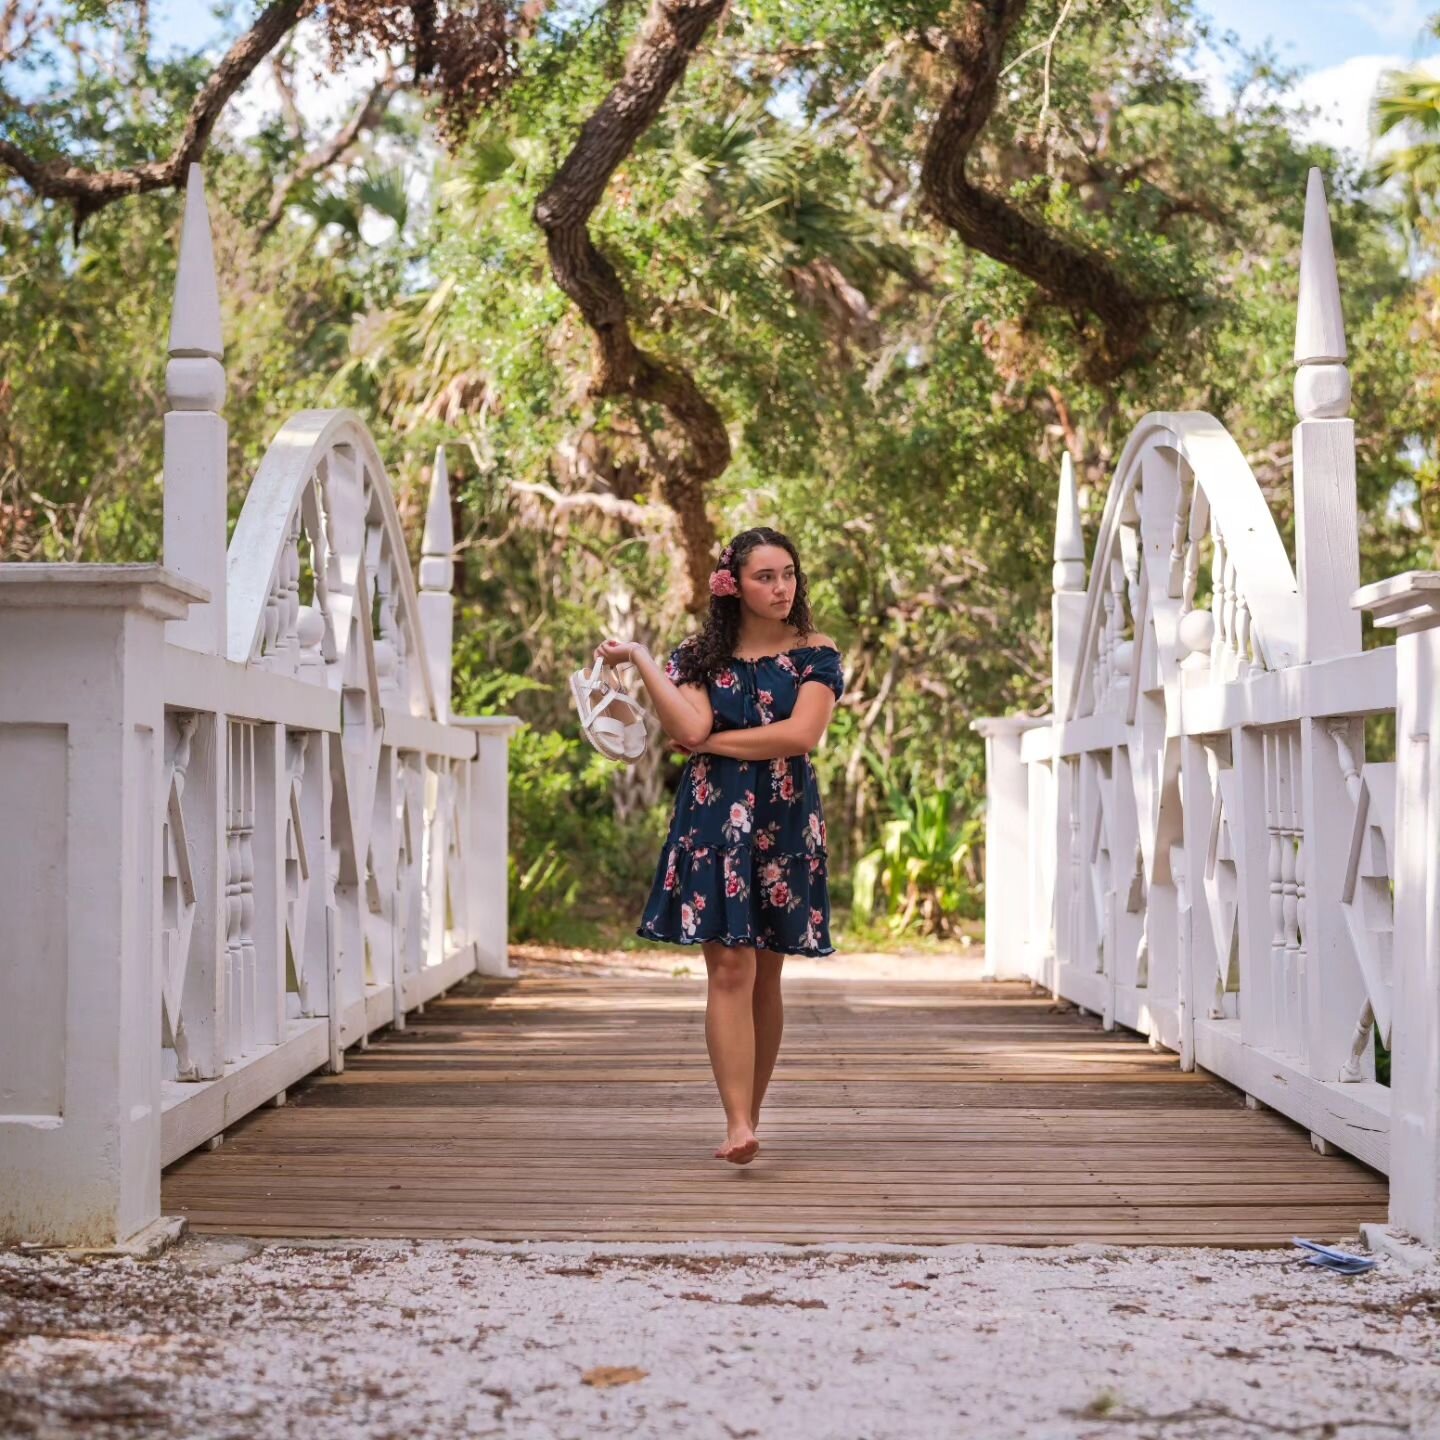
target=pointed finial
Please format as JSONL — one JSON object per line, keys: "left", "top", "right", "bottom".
{"left": 1052, "top": 452, "right": 1086, "bottom": 592}
{"left": 1294, "top": 168, "right": 1350, "bottom": 419}
{"left": 420, "top": 445, "right": 455, "bottom": 594}
{"left": 169, "top": 164, "right": 224, "bottom": 361}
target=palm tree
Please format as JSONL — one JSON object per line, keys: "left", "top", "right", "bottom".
{"left": 1375, "top": 66, "right": 1440, "bottom": 223}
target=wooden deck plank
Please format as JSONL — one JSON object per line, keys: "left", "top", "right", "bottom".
{"left": 162, "top": 973, "right": 1389, "bottom": 1245}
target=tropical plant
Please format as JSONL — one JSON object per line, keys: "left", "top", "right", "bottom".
{"left": 851, "top": 749, "right": 984, "bottom": 938}
{"left": 508, "top": 842, "right": 580, "bottom": 942}
{"left": 1375, "top": 60, "right": 1440, "bottom": 224}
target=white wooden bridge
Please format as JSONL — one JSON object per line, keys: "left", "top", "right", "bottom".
{"left": 0, "top": 166, "right": 1433, "bottom": 1256}
{"left": 977, "top": 171, "right": 1440, "bottom": 1257}
{"left": 0, "top": 167, "right": 518, "bottom": 1251}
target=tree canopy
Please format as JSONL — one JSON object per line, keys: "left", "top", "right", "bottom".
{"left": 4, "top": 0, "right": 1437, "bottom": 942}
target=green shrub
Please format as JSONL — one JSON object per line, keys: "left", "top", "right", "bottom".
{"left": 851, "top": 747, "right": 984, "bottom": 937}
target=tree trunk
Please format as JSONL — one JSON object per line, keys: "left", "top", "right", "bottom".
{"left": 533, "top": 0, "right": 731, "bottom": 611}
{"left": 919, "top": 0, "right": 1169, "bottom": 379}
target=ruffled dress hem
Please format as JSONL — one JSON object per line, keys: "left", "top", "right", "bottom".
{"left": 633, "top": 924, "right": 837, "bottom": 958}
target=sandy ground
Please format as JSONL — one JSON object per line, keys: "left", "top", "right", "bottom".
{"left": 3, "top": 1236, "right": 1439, "bottom": 1440}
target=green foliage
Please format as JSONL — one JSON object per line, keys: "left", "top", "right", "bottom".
{"left": 1375, "top": 61, "right": 1440, "bottom": 225}
{"left": 7, "top": 0, "right": 1440, "bottom": 950}
{"left": 508, "top": 841, "right": 580, "bottom": 943}
{"left": 851, "top": 749, "right": 984, "bottom": 937}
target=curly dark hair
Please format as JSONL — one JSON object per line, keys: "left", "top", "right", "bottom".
{"left": 669, "top": 527, "right": 819, "bottom": 685}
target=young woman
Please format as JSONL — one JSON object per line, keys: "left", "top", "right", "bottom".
{"left": 594, "top": 527, "right": 845, "bottom": 1166}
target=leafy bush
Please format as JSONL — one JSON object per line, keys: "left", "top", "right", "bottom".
{"left": 508, "top": 842, "right": 580, "bottom": 942}
{"left": 452, "top": 647, "right": 674, "bottom": 942}
{"left": 851, "top": 748, "right": 984, "bottom": 937}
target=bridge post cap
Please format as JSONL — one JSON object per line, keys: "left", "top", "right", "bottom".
{"left": 1294, "top": 167, "right": 1347, "bottom": 369}
{"left": 1352, "top": 571, "right": 1440, "bottom": 629}
{"left": 0, "top": 563, "right": 210, "bottom": 619}
{"left": 1052, "top": 452, "right": 1086, "bottom": 592}
{"left": 421, "top": 446, "right": 456, "bottom": 597}
{"left": 423, "top": 446, "right": 454, "bottom": 557}
{"left": 970, "top": 714, "right": 1049, "bottom": 737}
{"left": 168, "top": 163, "right": 224, "bottom": 363}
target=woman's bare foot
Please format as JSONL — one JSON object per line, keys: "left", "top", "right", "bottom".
{"left": 714, "top": 1128, "right": 760, "bottom": 1165}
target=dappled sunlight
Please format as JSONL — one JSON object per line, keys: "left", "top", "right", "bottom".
{"left": 162, "top": 972, "right": 1387, "bottom": 1245}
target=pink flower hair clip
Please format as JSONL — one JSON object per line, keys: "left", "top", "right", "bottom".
{"left": 709, "top": 544, "right": 738, "bottom": 598}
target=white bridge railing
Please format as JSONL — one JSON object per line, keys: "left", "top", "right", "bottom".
{"left": 0, "top": 167, "right": 518, "bottom": 1249}
{"left": 977, "top": 170, "right": 1440, "bottom": 1251}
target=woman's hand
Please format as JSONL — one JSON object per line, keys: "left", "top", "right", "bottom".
{"left": 594, "top": 637, "right": 643, "bottom": 668}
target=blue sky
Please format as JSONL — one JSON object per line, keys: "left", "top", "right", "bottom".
{"left": 1200, "top": 0, "right": 1434, "bottom": 69}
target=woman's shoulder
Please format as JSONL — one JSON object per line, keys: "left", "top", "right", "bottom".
{"left": 664, "top": 635, "right": 704, "bottom": 681}
{"left": 796, "top": 630, "right": 839, "bottom": 654}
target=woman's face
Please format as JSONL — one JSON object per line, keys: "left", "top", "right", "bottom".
{"left": 739, "top": 544, "right": 797, "bottom": 620}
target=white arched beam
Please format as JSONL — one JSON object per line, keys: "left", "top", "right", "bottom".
{"left": 1066, "top": 413, "right": 1300, "bottom": 726}
{"left": 226, "top": 409, "right": 439, "bottom": 722}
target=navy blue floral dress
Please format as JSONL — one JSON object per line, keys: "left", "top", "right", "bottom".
{"left": 637, "top": 642, "right": 846, "bottom": 957}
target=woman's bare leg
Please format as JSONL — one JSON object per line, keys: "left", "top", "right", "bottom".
{"left": 751, "top": 950, "right": 785, "bottom": 1130}
{"left": 703, "top": 941, "right": 759, "bottom": 1163}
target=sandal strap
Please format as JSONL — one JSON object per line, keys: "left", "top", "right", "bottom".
{"left": 591, "top": 716, "right": 628, "bottom": 741}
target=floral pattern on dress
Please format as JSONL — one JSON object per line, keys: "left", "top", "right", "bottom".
{"left": 638, "top": 642, "right": 845, "bottom": 956}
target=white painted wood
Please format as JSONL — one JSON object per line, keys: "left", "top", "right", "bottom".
{"left": 1293, "top": 423, "right": 1360, "bottom": 663}
{"left": 1294, "top": 168, "right": 1348, "bottom": 369}
{"left": 419, "top": 445, "right": 456, "bottom": 722}
{"left": 226, "top": 410, "right": 437, "bottom": 721}
{"left": 453, "top": 717, "right": 522, "bottom": 976}
{"left": 1193, "top": 1018, "right": 1389, "bottom": 1174}
{"left": 1052, "top": 454, "right": 1089, "bottom": 723}
{"left": 0, "top": 567, "right": 206, "bottom": 1246}
{"left": 1068, "top": 414, "right": 1300, "bottom": 726}
{"left": 170, "top": 710, "right": 227, "bottom": 1080}
{"left": 382, "top": 705, "right": 478, "bottom": 759}
{"left": 160, "top": 1018, "right": 328, "bottom": 1167}
{"left": 979, "top": 171, "right": 1420, "bottom": 1201}
{"left": 1292, "top": 172, "right": 1359, "bottom": 664}
{"left": 164, "top": 165, "right": 228, "bottom": 657}
{"left": 1357, "top": 573, "right": 1440, "bottom": 1244}
{"left": 0, "top": 170, "right": 521, "bottom": 1246}
{"left": 1301, "top": 715, "right": 1369, "bottom": 1083}
{"left": 971, "top": 716, "right": 1046, "bottom": 979}
{"left": 163, "top": 644, "right": 341, "bottom": 732}
{"left": 1178, "top": 646, "right": 1395, "bottom": 735}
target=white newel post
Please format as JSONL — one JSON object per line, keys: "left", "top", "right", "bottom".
{"left": 0, "top": 566, "right": 206, "bottom": 1247}
{"left": 1292, "top": 170, "right": 1360, "bottom": 664}
{"left": 454, "top": 716, "right": 522, "bottom": 977}
{"left": 972, "top": 716, "right": 1045, "bottom": 979}
{"left": 163, "top": 164, "right": 228, "bottom": 656}
{"left": 1292, "top": 168, "right": 1368, "bottom": 1091}
{"left": 1355, "top": 572, "right": 1440, "bottom": 1247}
{"left": 419, "top": 446, "right": 456, "bottom": 721}
{"left": 1049, "top": 453, "right": 1087, "bottom": 988}
{"left": 1052, "top": 452, "right": 1088, "bottom": 719}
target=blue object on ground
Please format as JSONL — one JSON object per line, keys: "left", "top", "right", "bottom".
{"left": 1291, "top": 1237, "right": 1378, "bottom": 1274}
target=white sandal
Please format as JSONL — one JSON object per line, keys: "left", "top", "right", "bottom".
{"left": 569, "top": 656, "right": 654, "bottom": 762}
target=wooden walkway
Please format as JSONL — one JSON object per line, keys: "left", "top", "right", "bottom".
{"left": 163, "top": 972, "right": 1389, "bottom": 1246}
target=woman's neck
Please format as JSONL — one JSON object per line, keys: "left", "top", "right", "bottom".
{"left": 734, "top": 618, "right": 800, "bottom": 654}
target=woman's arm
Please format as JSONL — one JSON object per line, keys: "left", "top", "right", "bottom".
{"left": 595, "top": 639, "right": 712, "bottom": 748}
{"left": 700, "top": 685, "right": 836, "bottom": 761}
